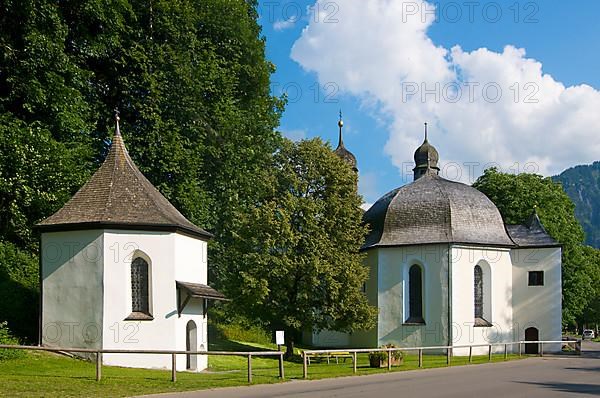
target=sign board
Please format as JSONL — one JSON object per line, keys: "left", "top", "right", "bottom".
{"left": 275, "top": 330, "right": 285, "bottom": 346}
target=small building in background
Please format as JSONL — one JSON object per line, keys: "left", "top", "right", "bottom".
{"left": 37, "top": 114, "right": 226, "bottom": 371}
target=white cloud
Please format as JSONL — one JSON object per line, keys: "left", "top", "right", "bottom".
{"left": 291, "top": 0, "right": 600, "bottom": 184}
{"left": 358, "top": 171, "right": 380, "bottom": 203}
{"left": 274, "top": 17, "right": 297, "bottom": 31}
{"left": 281, "top": 128, "right": 307, "bottom": 141}
{"left": 361, "top": 202, "right": 373, "bottom": 211}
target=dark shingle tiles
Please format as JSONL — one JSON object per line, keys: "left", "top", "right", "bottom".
{"left": 37, "top": 132, "right": 212, "bottom": 240}
{"left": 362, "top": 174, "right": 515, "bottom": 249}
{"left": 506, "top": 212, "right": 559, "bottom": 248}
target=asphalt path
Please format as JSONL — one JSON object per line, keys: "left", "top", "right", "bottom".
{"left": 146, "top": 341, "right": 600, "bottom": 398}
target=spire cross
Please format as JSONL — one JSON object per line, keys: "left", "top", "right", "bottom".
{"left": 424, "top": 122, "right": 428, "bottom": 142}
{"left": 114, "top": 108, "right": 121, "bottom": 137}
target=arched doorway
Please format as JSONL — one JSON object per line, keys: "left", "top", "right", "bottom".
{"left": 186, "top": 320, "right": 197, "bottom": 370}
{"left": 525, "top": 327, "right": 539, "bottom": 354}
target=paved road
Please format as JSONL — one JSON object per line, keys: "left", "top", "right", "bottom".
{"left": 148, "top": 342, "right": 600, "bottom": 398}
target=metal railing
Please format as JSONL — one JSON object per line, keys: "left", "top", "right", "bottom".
{"left": 301, "top": 340, "right": 580, "bottom": 379}
{"left": 0, "top": 344, "right": 284, "bottom": 383}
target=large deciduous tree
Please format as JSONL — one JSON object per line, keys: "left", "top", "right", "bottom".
{"left": 216, "top": 139, "right": 377, "bottom": 357}
{"left": 474, "top": 168, "right": 600, "bottom": 327}
{"left": 0, "top": 0, "right": 283, "bottom": 340}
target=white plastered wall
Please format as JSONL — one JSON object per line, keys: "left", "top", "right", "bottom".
{"left": 450, "top": 246, "right": 514, "bottom": 355}
{"left": 173, "top": 233, "right": 209, "bottom": 371}
{"left": 511, "top": 247, "right": 562, "bottom": 352}
{"left": 101, "top": 230, "right": 208, "bottom": 371}
{"left": 376, "top": 244, "right": 450, "bottom": 349}
{"left": 41, "top": 230, "right": 104, "bottom": 356}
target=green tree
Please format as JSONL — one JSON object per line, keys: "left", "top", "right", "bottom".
{"left": 473, "top": 168, "right": 596, "bottom": 326}
{"left": 0, "top": 0, "right": 283, "bottom": 340}
{"left": 0, "top": 241, "right": 39, "bottom": 342}
{"left": 216, "top": 139, "right": 377, "bottom": 357}
{"left": 578, "top": 245, "right": 600, "bottom": 330}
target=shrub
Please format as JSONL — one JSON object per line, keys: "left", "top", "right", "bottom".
{"left": 214, "top": 322, "right": 272, "bottom": 346}
{"left": 368, "top": 344, "right": 403, "bottom": 367}
{"left": 0, "top": 241, "right": 39, "bottom": 342}
{"left": 0, "top": 321, "right": 25, "bottom": 360}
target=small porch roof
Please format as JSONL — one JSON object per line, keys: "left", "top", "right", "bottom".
{"left": 176, "top": 281, "right": 228, "bottom": 301}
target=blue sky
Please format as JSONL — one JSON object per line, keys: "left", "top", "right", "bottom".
{"left": 257, "top": 1, "right": 600, "bottom": 205}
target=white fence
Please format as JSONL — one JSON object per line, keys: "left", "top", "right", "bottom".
{"left": 301, "top": 340, "right": 581, "bottom": 378}
{"left": 0, "top": 344, "right": 284, "bottom": 383}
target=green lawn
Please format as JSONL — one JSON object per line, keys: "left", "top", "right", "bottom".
{"left": 0, "top": 341, "right": 528, "bottom": 398}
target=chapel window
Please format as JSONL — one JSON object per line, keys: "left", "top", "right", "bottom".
{"left": 407, "top": 264, "right": 424, "bottom": 324}
{"left": 131, "top": 257, "right": 150, "bottom": 315}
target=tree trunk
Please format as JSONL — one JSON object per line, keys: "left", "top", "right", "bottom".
{"left": 284, "top": 333, "right": 295, "bottom": 359}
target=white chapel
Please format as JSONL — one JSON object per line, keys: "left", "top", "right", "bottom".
{"left": 37, "top": 115, "right": 226, "bottom": 371}
{"left": 311, "top": 121, "right": 563, "bottom": 354}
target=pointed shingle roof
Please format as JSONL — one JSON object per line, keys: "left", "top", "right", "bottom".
{"left": 37, "top": 119, "right": 212, "bottom": 240}
{"left": 505, "top": 210, "right": 560, "bottom": 248}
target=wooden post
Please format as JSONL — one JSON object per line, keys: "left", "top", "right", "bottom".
{"left": 96, "top": 351, "right": 102, "bottom": 381}
{"left": 352, "top": 352, "right": 357, "bottom": 374}
{"left": 540, "top": 342, "right": 544, "bottom": 357}
{"left": 418, "top": 349, "right": 423, "bottom": 368}
{"left": 247, "top": 354, "right": 252, "bottom": 384}
{"left": 303, "top": 352, "right": 308, "bottom": 379}
{"left": 171, "top": 353, "right": 177, "bottom": 382}
{"left": 387, "top": 349, "right": 392, "bottom": 371}
{"left": 519, "top": 342, "right": 522, "bottom": 357}
{"left": 446, "top": 347, "right": 451, "bottom": 366}
{"left": 279, "top": 352, "right": 285, "bottom": 379}
{"left": 504, "top": 344, "right": 508, "bottom": 360}
{"left": 488, "top": 345, "right": 492, "bottom": 362}
{"left": 468, "top": 346, "right": 473, "bottom": 363}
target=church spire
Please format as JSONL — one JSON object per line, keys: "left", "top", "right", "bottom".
{"left": 413, "top": 122, "right": 440, "bottom": 181}
{"left": 114, "top": 108, "right": 121, "bottom": 137}
{"left": 334, "top": 111, "right": 358, "bottom": 173}
{"left": 338, "top": 110, "right": 344, "bottom": 147}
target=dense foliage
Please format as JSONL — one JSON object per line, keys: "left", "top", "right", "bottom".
{"left": 215, "top": 139, "right": 377, "bottom": 356}
{"left": 553, "top": 162, "right": 600, "bottom": 249}
{"left": 474, "top": 168, "right": 600, "bottom": 328}
{"left": 0, "top": 321, "right": 25, "bottom": 360}
{"left": 0, "top": 0, "right": 282, "bottom": 341}
{"left": 0, "top": 242, "right": 39, "bottom": 343}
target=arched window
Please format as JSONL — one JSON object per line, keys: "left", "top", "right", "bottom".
{"left": 474, "top": 265, "right": 483, "bottom": 319}
{"left": 131, "top": 257, "right": 150, "bottom": 314}
{"left": 474, "top": 263, "right": 491, "bottom": 326}
{"left": 407, "top": 264, "right": 424, "bottom": 323}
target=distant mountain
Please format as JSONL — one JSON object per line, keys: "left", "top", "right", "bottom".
{"left": 554, "top": 162, "right": 600, "bottom": 248}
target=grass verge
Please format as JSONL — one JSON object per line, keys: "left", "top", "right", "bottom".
{"left": 0, "top": 340, "right": 529, "bottom": 397}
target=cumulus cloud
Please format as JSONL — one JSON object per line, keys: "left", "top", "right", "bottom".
{"left": 291, "top": 0, "right": 600, "bottom": 184}
{"left": 281, "top": 128, "right": 307, "bottom": 141}
{"left": 274, "top": 17, "right": 297, "bottom": 31}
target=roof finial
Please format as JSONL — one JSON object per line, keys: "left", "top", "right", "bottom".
{"left": 424, "top": 122, "right": 428, "bottom": 142}
{"left": 114, "top": 108, "right": 121, "bottom": 137}
{"left": 337, "top": 110, "right": 344, "bottom": 147}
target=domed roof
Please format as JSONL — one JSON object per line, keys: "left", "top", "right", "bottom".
{"left": 413, "top": 123, "right": 440, "bottom": 179}
{"left": 414, "top": 139, "right": 439, "bottom": 167}
{"left": 362, "top": 173, "right": 514, "bottom": 249}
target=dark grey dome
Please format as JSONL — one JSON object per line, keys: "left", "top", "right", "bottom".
{"left": 414, "top": 140, "right": 439, "bottom": 167}
{"left": 362, "top": 173, "right": 514, "bottom": 249}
